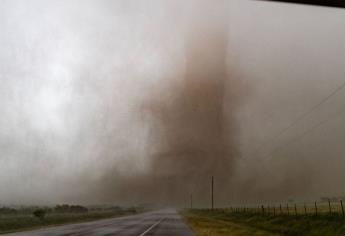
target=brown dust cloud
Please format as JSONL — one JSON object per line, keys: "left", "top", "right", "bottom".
{"left": 1, "top": 0, "right": 345, "bottom": 207}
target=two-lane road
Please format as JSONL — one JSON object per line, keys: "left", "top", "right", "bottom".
{"left": 6, "top": 209, "right": 195, "bottom": 236}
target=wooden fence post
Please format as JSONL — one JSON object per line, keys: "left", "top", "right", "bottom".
{"left": 341, "top": 200, "right": 344, "bottom": 217}
{"left": 294, "top": 204, "right": 297, "bottom": 216}
{"left": 280, "top": 204, "right": 282, "bottom": 215}
{"left": 304, "top": 203, "right": 307, "bottom": 215}
{"left": 328, "top": 199, "right": 332, "bottom": 215}
{"left": 261, "top": 205, "right": 265, "bottom": 215}
{"left": 315, "top": 202, "right": 318, "bottom": 216}
{"left": 273, "top": 206, "right": 276, "bottom": 216}
{"left": 287, "top": 203, "right": 290, "bottom": 216}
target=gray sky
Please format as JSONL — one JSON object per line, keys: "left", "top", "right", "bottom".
{"left": 1, "top": 0, "right": 345, "bottom": 206}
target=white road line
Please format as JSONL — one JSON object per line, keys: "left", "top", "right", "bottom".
{"left": 139, "top": 218, "right": 165, "bottom": 236}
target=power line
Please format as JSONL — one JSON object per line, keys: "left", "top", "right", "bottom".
{"left": 246, "top": 80, "right": 345, "bottom": 159}
{"left": 265, "top": 101, "right": 345, "bottom": 160}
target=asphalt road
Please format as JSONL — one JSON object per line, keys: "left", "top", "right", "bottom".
{"left": 6, "top": 209, "right": 195, "bottom": 236}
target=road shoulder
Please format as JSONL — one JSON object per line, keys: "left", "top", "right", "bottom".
{"left": 182, "top": 211, "right": 278, "bottom": 236}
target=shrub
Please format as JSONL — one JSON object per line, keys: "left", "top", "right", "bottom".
{"left": 33, "top": 209, "right": 46, "bottom": 220}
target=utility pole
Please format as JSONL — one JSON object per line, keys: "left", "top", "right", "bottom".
{"left": 190, "top": 194, "right": 193, "bottom": 209}
{"left": 211, "top": 176, "right": 214, "bottom": 210}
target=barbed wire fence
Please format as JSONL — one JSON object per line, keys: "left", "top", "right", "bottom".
{"left": 222, "top": 199, "right": 345, "bottom": 217}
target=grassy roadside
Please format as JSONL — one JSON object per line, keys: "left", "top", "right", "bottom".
{"left": 182, "top": 209, "right": 345, "bottom": 236}
{"left": 0, "top": 209, "right": 139, "bottom": 234}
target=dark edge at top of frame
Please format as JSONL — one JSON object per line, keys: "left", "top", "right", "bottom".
{"left": 256, "top": 0, "right": 345, "bottom": 8}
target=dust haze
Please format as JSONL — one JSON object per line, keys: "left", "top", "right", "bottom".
{"left": 1, "top": 0, "right": 345, "bottom": 207}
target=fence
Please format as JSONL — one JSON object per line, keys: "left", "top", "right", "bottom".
{"left": 226, "top": 199, "right": 345, "bottom": 217}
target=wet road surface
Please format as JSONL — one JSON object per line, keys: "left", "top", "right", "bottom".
{"left": 6, "top": 209, "right": 195, "bottom": 236}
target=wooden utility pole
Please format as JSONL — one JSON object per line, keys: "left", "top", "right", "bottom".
{"left": 211, "top": 176, "right": 214, "bottom": 210}
{"left": 190, "top": 194, "right": 193, "bottom": 209}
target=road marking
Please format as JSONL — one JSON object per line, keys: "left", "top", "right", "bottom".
{"left": 139, "top": 218, "right": 164, "bottom": 236}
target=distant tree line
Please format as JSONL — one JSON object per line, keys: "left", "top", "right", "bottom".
{"left": 54, "top": 204, "right": 88, "bottom": 213}
{"left": 0, "top": 205, "right": 88, "bottom": 215}
{"left": 0, "top": 204, "right": 142, "bottom": 216}
{"left": 0, "top": 207, "right": 17, "bottom": 214}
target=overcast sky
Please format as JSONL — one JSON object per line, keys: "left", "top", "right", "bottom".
{"left": 1, "top": 0, "right": 345, "bottom": 206}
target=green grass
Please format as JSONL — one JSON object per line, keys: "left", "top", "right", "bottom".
{"left": 0, "top": 209, "right": 138, "bottom": 234}
{"left": 182, "top": 209, "right": 345, "bottom": 236}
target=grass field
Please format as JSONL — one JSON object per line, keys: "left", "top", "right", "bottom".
{"left": 183, "top": 209, "right": 345, "bottom": 236}
{"left": 0, "top": 207, "right": 140, "bottom": 234}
